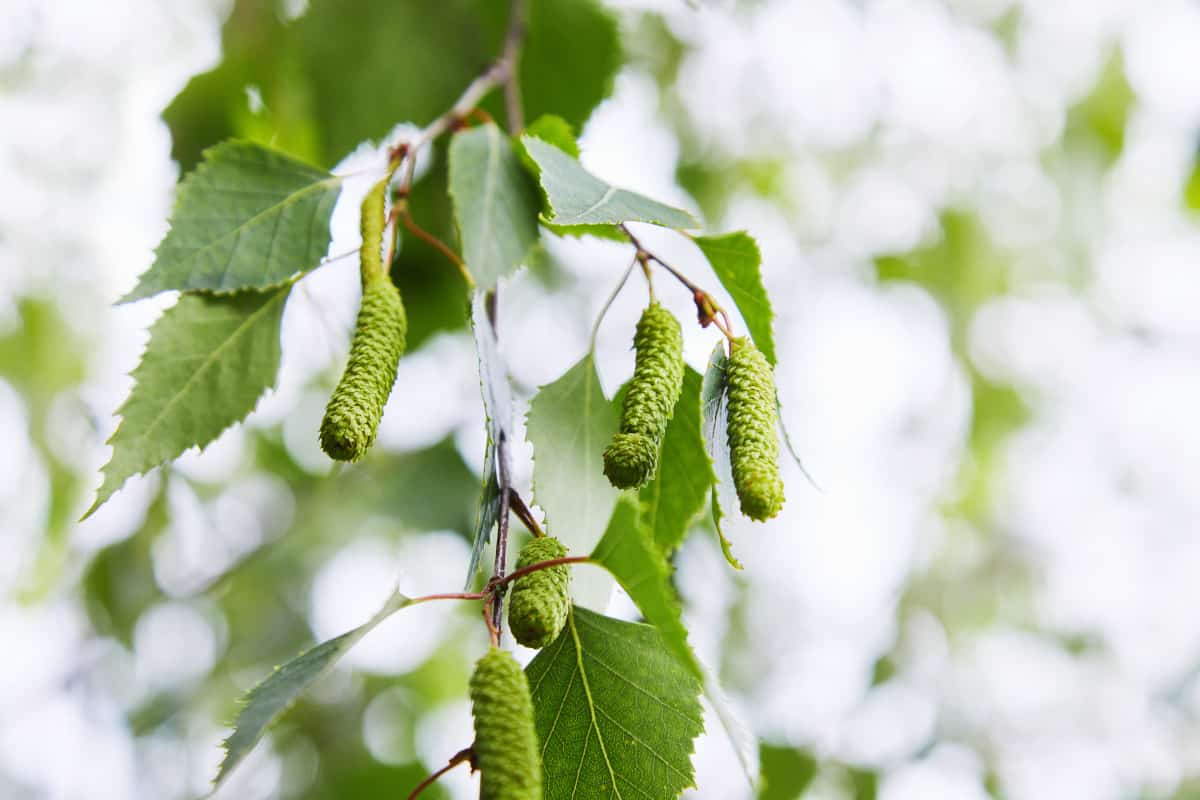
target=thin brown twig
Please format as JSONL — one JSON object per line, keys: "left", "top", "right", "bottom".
{"left": 394, "top": 0, "right": 529, "bottom": 195}
{"left": 502, "top": 0, "right": 529, "bottom": 133}
{"left": 407, "top": 747, "right": 474, "bottom": 800}
{"left": 407, "top": 591, "right": 486, "bottom": 606}
{"left": 491, "top": 428, "right": 513, "bottom": 638}
{"left": 483, "top": 591, "right": 501, "bottom": 648}
{"left": 507, "top": 489, "right": 544, "bottom": 537}
{"left": 619, "top": 224, "right": 737, "bottom": 342}
{"left": 490, "top": 556, "right": 592, "bottom": 589}
{"left": 396, "top": 205, "right": 475, "bottom": 288}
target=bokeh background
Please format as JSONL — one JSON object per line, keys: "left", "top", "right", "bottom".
{"left": 3, "top": 0, "right": 1200, "bottom": 798}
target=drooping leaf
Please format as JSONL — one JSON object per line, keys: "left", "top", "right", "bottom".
{"left": 526, "top": 354, "right": 620, "bottom": 608}
{"left": 449, "top": 123, "right": 541, "bottom": 290}
{"left": 693, "top": 232, "right": 775, "bottom": 365}
{"left": 522, "top": 136, "right": 697, "bottom": 229}
{"left": 526, "top": 607, "right": 704, "bottom": 800}
{"left": 215, "top": 589, "right": 412, "bottom": 788}
{"left": 123, "top": 142, "right": 341, "bottom": 301}
{"left": 638, "top": 366, "right": 713, "bottom": 554}
{"left": 591, "top": 496, "right": 702, "bottom": 681}
{"left": 700, "top": 342, "right": 741, "bottom": 569}
{"left": 85, "top": 286, "right": 290, "bottom": 518}
{"left": 465, "top": 291, "right": 514, "bottom": 587}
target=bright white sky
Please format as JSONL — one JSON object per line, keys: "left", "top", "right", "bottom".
{"left": 2, "top": 0, "right": 1200, "bottom": 798}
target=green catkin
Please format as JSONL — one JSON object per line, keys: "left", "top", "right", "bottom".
{"left": 469, "top": 648, "right": 543, "bottom": 800}
{"left": 507, "top": 537, "right": 570, "bottom": 649}
{"left": 319, "top": 179, "right": 407, "bottom": 462}
{"left": 602, "top": 303, "right": 685, "bottom": 489}
{"left": 725, "top": 337, "right": 784, "bottom": 521}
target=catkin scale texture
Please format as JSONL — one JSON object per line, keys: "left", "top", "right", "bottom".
{"left": 319, "top": 275, "right": 407, "bottom": 461}
{"left": 507, "top": 537, "right": 570, "bottom": 649}
{"left": 470, "top": 648, "right": 543, "bottom": 800}
{"left": 725, "top": 338, "right": 784, "bottom": 521}
{"left": 603, "top": 303, "right": 684, "bottom": 489}
{"left": 319, "top": 179, "right": 406, "bottom": 462}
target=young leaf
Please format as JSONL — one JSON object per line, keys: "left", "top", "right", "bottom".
{"left": 526, "top": 607, "right": 704, "bottom": 800}
{"left": 526, "top": 354, "right": 620, "bottom": 608}
{"left": 521, "top": 136, "right": 697, "bottom": 229}
{"left": 700, "top": 342, "right": 742, "bottom": 569}
{"left": 123, "top": 142, "right": 341, "bottom": 301}
{"left": 694, "top": 232, "right": 776, "bottom": 366}
{"left": 449, "top": 123, "right": 541, "bottom": 290}
{"left": 638, "top": 366, "right": 713, "bottom": 554}
{"left": 85, "top": 286, "right": 290, "bottom": 518}
{"left": 591, "top": 496, "right": 702, "bottom": 682}
{"left": 215, "top": 589, "right": 412, "bottom": 788}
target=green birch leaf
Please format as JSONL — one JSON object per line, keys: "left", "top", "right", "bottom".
{"left": 694, "top": 232, "right": 776, "bottom": 366}
{"left": 215, "top": 589, "right": 412, "bottom": 789}
{"left": 84, "top": 286, "right": 290, "bottom": 519}
{"left": 526, "top": 607, "right": 704, "bottom": 800}
{"left": 123, "top": 141, "right": 341, "bottom": 301}
{"left": 591, "top": 496, "right": 702, "bottom": 681}
{"left": 526, "top": 354, "right": 620, "bottom": 608}
{"left": 522, "top": 114, "right": 580, "bottom": 159}
{"left": 638, "top": 366, "right": 713, "bottom": 554}
{"left": 449, "top": 123, "right": 541, "bottom": 290}
{"left": 700, "top": 342, "right": 742, "bottom": 569}
{"left": 521, "top": 136, "right": 697, "bottom": 229}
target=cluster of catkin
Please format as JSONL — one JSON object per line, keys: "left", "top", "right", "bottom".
{"left": 603, "top": 304, "right": 785, "bottom": 522}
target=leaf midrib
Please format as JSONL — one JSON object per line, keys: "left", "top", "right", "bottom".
{"left": 157, "top": 176, "right": 340, "bottom": 289}
{"left": 567, "top": 610, "right": 623, "bottom": 800}
{"left": 120, "top": 289, "right": 286, "bottom": 450}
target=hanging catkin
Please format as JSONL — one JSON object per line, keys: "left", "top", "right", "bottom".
{"left": 725, "top": 337, "right": 784, "bottom": 521}
{"left": 507, "top": 536, "right": 571, "bottom": 649}
{"left": 469, "top": 647, "right": 543, "bottom": 800}
{"left": 602, "top": 303, "right": 684, "bottom": 489}
{"left": 319, "top": 178, "right": 407, "bottom": 461}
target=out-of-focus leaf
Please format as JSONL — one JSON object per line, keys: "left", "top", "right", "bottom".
{"left": 526, "top": 607, "right": 704, "bottom": 800}
{"left": 448, "top": 123, "right": 540, "bottom": 290}
{"left": 215, "top": 588, "right": 413, "bottom": 788}
{"left": 85, "top": 286, "right": 289, "bottom": 518}
{"left": 1064, "top": 47, "right": 1133, "bottom": 165}
{"left": 522, "top": 136, "right": 697, "bottom": 228}
{"left": 694, "top": 232, "right": 775, "bottom": 365}
{"left": 848, "top": 767, "right": 879, "bottom": 800}
{"left": 517, "top": 0, "right": 620, "bottom": 132}
{"left": 758, "top": 744, "right": 817, "bottom": 799}
{"left": 591, "top": 495, "right": 701, "bottom": 680}
{"left": 526, "top": 354, "right": 619, "bottom": 607}
{"left": 82, "top": 486, "right": 168, "bottom": 646}
{"left": 122, "top": 142, "right": 340, "bottom": 301}
{"left": 164, "top": 0, "right": 622, "bottom": 171}
{"left": 638, "top": 366, "right": 712, "bottom": 554}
